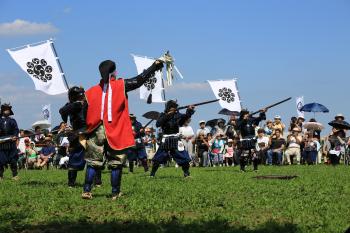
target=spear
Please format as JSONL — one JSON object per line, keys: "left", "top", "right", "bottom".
{"left": 249, "top": 97, "right": 292, "bottom": 116}
{"left": 142, "top": 99, "right": 220, "bottom": 128}
{"left": 177, "top": 99, "right": 219, "bottom": 110}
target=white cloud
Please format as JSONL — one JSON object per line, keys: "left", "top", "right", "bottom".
{"left": 0, "top": 74, "right": 66, "bottom": 129}
{"left": 0, "top": 19, "right": 59, "bottom": 36}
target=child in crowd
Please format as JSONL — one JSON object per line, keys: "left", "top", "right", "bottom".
{"left": 210, "top": 134, "right": 225, "bottom": 167}
{"left": 223, "top": 139, "right": 235, "bottom": 166}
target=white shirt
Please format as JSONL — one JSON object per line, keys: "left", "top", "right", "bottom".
{"left": 179, "top": 125, "right": 195, "bottom": 138}
{"left": 18, "top": 138, "right": 26, "bottom": 154}
{"left": 256, "top": 136, "right": 269, "bottom": 151}
{"left": 196, "top": 127, "right": 210, "bottom": 137}
{"left": 288, "top": 136, "right": 300, "bottom": 149}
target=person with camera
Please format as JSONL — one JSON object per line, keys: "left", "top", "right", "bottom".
{"left": 285, "top": 127, "right": 302, "bottom": 165}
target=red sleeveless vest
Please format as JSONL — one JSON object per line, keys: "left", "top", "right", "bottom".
{"left": 85, "top": 78, "right": 135, "bottom": 150}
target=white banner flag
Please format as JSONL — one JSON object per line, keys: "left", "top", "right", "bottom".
{"left": 7, "top": 40, "right": 68, "bottom": 95}
{"left": 296, "top": 96, "right": 304, "bottom": 118}
{"left": 132, "top": 54, "right": 165, "bottom": 103}
{"left": 42, "top": 104, "right": 51, "bottom": 123}
{"left": 208, "top": 80, "right": 241, "bottom": 112}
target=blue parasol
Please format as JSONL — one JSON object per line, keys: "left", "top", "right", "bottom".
{"left": 300, "top": 102, "right": 329, "bottom": 118}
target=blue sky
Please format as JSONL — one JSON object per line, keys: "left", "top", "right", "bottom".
{"left": 0, "top": 0, "right": 349, "bottom": 133}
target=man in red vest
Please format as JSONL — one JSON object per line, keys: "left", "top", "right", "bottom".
{"left": 82, "top": 59, "right": 163, "bottom": 200}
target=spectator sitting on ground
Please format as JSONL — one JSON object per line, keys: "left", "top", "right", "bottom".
{"left": 326, "top": 128, "right": 346, "bottom": 165}
{"left": 302, "top": 132, "right": 320, "bottom": 165}
{"left": 267, "top": 129, "right": 286, "bottom": 165}
{"left": 285, "top": 127, "right": 302, "bottom": 165}
{"left": 256, "top": 128, "right": 269, "bottom": 165}
{"left": 24, "top": 139, "right": 38, "bottom": 169}
{"left": 38, "top": 137, "right": 56, "bottom": 169}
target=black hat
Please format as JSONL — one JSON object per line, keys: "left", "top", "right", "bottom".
{"left": 165, "top": 100, "right": 178, "bottom": 112}
{"left": 239, "top": 109, "right": 249, "bottom": 119}
{"left": 1, "top": 103, "right": 14, "bottom": 116}
{"left": 99, "top": 60, "right": 116, "bottom": 83}
{"left": 68, "top": 86, "right": 85, "bottom": 102}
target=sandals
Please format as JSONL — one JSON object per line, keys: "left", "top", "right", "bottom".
{"left": 111, "top": 192, "right": 123, "bottom": 201}
{"left": 81, "top": 192, "right": 93, "bottom": 200}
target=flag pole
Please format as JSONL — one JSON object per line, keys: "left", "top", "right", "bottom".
{"left": 7, "top": 39, "right": 49, "bottom": 51}
{"left": 49, "top": 39, "right": 70, "bottom": 90}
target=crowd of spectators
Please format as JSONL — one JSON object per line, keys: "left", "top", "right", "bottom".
{"left": 13, "top": 113, "right": 350, "bottom": 171}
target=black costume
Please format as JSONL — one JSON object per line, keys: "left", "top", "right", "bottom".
{"left": 0, "top": 104, "right": 19, "bottom": 179}
{"left": 150, "top": 100, "right": 194, "bottom": 177}
{"left": 59, "top": 86, "right": 87, "bottom": 187}
{"left": 127, "top": 116, "right": 148, "bottom": 172}
{"left": 236, "top": 110, "right": 266, "bottom": 171}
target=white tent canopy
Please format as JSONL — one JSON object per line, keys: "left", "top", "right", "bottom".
{"left": 32, "top": 119, "right": 51, "bottom": 130}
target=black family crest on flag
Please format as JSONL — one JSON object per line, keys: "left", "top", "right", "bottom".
{"left": 143, "top": 75, "right": 157, "bottom": 91}
{"left": 43, "top": 109, "right": 50, "bottom": 120}
{"left": 26, "top": 58, "right": 53, "bottom": 82}
{"left": 218, "top": 87, "right": 235, "bottom": 103}
{"left": 297, "top": 101, "right": 303, "bottom": 111}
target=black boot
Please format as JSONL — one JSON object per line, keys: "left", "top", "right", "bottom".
{"left": 68, "top": 169, "right": 77, "bottom": 187}
{"left": 142, "top": 159, "right": 149, "bottom": 172}
{"left": 182, "top": 163, "right": 190, "bottom": 177}
{"left": 129, "top": 160, "right": 134, "bottom": 173}
{"left": 150, "top": 162, "right": 160, "bottom": 177}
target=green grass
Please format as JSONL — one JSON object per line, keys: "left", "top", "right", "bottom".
{"left": 0, "top": 165, "right": 350, "bottom": 233}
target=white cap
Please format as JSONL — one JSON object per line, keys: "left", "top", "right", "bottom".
{"left": 274, "top": 115, "right": 281, "bottom": 119}
{"left": 335, "top": 113, "right": 344, "bottom": 119}
{"left": 199, "top": 120, "right": 206, "bottom": 124}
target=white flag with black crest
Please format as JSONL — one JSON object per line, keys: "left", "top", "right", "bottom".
{"left": 208, "top": 80, "right": 241, "bottom": 112}
{"left": 132, "top": 54, "right": 165, "bottom": 103}
{"left": 7, "top": 40, "right": 68, "bottom": 95}
{"left": 296, "top": 96, "right": 304, "bottom": 118}
{"left": 42, "top": 104, "right": 51, "bottom": 123}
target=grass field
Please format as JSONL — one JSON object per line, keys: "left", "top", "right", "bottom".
{"left": 0, "top": 165, "right": 350, "bottom": 233}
